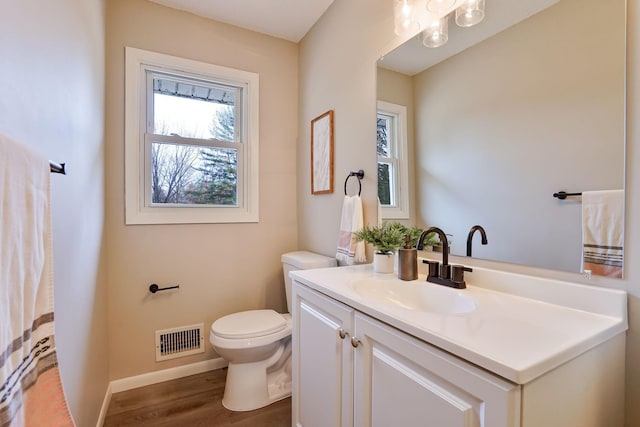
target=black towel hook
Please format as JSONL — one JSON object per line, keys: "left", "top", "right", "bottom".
{"left": 344, "top": 170, "right": 364, "bottom": 196}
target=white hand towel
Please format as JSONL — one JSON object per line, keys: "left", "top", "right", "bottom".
{"left": 0, "top": 133, "right": 75, "bottom": 426}
{"left": 336, "top": 195, "right": 366, "bottom": 265}
{"left": 582, "top": 189, "right": 624, "bottom": 278}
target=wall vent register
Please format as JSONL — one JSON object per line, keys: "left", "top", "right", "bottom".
{"left": 155, "top": 323, "right": 205, "bottom": 361}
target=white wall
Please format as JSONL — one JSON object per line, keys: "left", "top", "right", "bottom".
{"left": 299, "top": 0, "right": 640, "bottom": 424}
{"left": 105, "top": 0, "right": 299, "bottom": 379}
{"left": 0, "top": 0, "right": 109, "bottom": 426}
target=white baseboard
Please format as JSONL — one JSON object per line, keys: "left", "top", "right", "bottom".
{"left": 110, "top": 357, "right": 228, "bottom": 393}
{"left": 97, "top": 358, "right": 227, "bottom": 426}
{"left": 96, "top": 383, "right": 112, "bottom": 427}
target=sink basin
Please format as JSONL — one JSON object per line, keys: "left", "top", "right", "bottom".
{"left": 350, "top": 276, "right": 477, "bottom": 314}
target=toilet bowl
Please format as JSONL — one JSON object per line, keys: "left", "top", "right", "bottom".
{"left": 209, "top": 251, "right": 337, "bottom": 411}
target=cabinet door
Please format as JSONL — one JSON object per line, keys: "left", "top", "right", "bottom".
{"left": 353, "top": 313, "right": 520, "bottom": 427}
{"left": 292, "top": 283, "right": 354, "bottom": 427}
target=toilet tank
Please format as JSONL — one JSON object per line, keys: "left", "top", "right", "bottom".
{"left": 281, "top": 251, "right": 337, "bottom": 312}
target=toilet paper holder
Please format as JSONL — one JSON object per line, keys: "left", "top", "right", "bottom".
{"left": 149, "top": 283, "right": 180, "bottom": 293}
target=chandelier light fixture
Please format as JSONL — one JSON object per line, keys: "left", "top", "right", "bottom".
{"left": 422, "top": 15, "right": 449, "bottom": 48}
{"left": 426, "top": 0, "right": 455, "bottom": 13}
{"left": 455, "top": 0, "right": 486, "bottom": 28}
{"left": 394, "top": 0, "right": 420, "bottom": 36}
{"left": 392, "top": 0, "right": 487, "bottom": 48}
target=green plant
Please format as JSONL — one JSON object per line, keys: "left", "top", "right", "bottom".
{"left": 400, "top": 225, "right": 426, "bottom": 247}
{"left": 355, "top": 222, "right": 424, "bottom": 254}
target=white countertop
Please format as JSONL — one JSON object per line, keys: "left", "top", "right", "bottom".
{"left": 290, "top": 263, "right": 627, "bottom": 384}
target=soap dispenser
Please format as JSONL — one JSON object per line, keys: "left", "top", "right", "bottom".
{"left": 398, "top": 234, "right": 418, "bottom": 281}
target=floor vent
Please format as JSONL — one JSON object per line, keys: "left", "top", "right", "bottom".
{"left": 155, "top": 323, "right": 205, "bottom": 362}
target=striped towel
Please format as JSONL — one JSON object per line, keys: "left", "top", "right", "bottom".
{"left": 336, "top": 195, "right": 366, "bottom": 265}
{"left": 582, "top": 190, "right": 624, "bottom": 278}
{"left": 0, "top": 133, "right": 75, "bottom": 427}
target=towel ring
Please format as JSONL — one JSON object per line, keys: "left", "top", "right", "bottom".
{"left": 344, "top": 170, "right": 365, "bottom": 196}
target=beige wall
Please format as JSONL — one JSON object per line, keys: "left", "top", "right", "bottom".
{"left": 298, "top": 0, "right": 393, "bottom": 262}
{"left": 411, "top": 0, "right": 624, "bottom": 271}
{"left": 0, "top": 0, "right": 109, "bottom": 426}
{"left": 300, "top": 0, "right": 640, "bottom": 424}
{"left": 105, "top": 0, "right": 299, "bottom": 379}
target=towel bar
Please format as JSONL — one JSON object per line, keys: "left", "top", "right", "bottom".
{"left": 149, "top": 283, "right": 180, "bottom": 293}
{"left": 553, "top": 191, "right": 582, "bottom": 200}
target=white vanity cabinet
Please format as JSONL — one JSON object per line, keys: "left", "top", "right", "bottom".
{"left": 292, "top": 276, "right": 626, "bottom": 427}
{"left": 292, "top": 283, "right": 520, "bottom": 427}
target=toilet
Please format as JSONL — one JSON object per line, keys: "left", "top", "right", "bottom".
{"left": 209, "top": 251, "right": 337, "bottom": 411}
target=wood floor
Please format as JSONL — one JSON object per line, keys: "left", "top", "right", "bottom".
{"left": 104, "top": 369, "right": 292, "bottom": 427}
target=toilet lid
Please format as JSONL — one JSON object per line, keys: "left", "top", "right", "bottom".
{"left": 212, "top": 309, "right": 287, "bottom": 339}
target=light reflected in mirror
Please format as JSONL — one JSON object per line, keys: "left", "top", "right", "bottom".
{"left": 377, "top": 0, "right": 626, "bottom": 275}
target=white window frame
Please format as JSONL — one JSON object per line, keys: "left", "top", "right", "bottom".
{"left": 377, "top": 100, "right": 410, "bottom": 220}
{"left": 125, "top": 47, "right": 259, "bottom": 224}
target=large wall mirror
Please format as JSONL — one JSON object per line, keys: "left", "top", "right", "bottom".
{"left": 377, "top": 0, "right": 626, "bottom": 275}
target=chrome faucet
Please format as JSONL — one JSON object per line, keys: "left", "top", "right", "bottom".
{"left": 466, "top": 225, "right": 488, "bottom": 257}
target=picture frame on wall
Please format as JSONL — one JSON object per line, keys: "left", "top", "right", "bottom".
{"left": 311, "top": 110, "right": 334, "bottom": 194}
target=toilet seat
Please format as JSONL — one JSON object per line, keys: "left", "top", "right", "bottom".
{"left": 212, "top": 309, "right": 287, "bottom": 339}
{"left": 210, "top": 310, "right": 292, "bottom": 350}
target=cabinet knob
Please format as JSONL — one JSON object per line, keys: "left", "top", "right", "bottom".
{"left": 351, "top": 337, "right": 360, "bottom": 348}
{"left": 338, "top": 328, "right": 348, "bottom": 339}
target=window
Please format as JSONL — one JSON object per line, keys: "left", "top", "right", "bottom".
{"left": 125, "top": 47, "right": 259, "bottom": 224}
{"left": 377, "top": 101, "right": 409, "bottom": 219}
